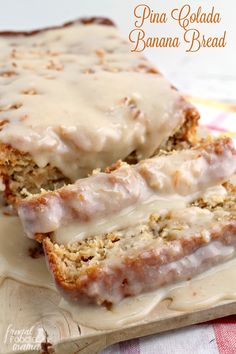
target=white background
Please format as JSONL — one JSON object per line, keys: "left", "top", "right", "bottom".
{"left": 0, "top": 0, "right": 235, "bottom": 101}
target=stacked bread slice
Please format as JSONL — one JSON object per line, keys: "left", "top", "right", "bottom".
{"left": 18, "top": 138, "right": 236, "bottom": 305}
{"left": 44, "top": 183, "right": 236, "bottom": 305}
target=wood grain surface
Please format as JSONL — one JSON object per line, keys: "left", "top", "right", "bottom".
{"left": 1, "top": 278, "right": 236, "bottom": 354}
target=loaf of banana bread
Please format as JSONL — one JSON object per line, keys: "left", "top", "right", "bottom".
{"left": 0, "top": 17, "right": 199, "bottom": 203}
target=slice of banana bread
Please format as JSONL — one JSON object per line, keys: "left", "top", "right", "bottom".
{"left": 18, "top": 137, "right": 236, "bottom": 241}
{"left": 43, "top": 182, "right": 236, "bottom": 305}
{"left": 0, "top": 17, "right": 199, "bottom": 204}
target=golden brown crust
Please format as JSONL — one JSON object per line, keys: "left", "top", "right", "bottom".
{"left": 196, "top": 136, "right": 235, "bottom": 154}
{"left": 0, "top": 17, "right": 114, "bottom": 37}
{"left": 126, "top": 105, "right": 199, "bottom": 165}
{"left": 168, "top": 100, "right": 200, "bottom": 147}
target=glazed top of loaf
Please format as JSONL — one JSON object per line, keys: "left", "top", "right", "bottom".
{"left": 0, "top": 18, "right": 194, "bottom": 180}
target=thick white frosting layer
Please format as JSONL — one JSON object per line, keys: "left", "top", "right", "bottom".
{"left": 0, "top": 22, "right": 189, "bottom": 180}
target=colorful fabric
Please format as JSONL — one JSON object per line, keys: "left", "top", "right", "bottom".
{"left": 102, "top": 99, "right": 236, "bottom": 354}
{"left": 189, "top": 96, "right": 236, "bottom": 145}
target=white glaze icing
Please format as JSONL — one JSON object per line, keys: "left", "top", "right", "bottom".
{"left": 0, "top": 23, "right": 188, "bottom": 180}
{"left": 0, "top": 209, "right": 54, "bottom": 289}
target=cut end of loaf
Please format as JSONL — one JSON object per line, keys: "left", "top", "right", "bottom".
{"left": 43, "top": 182, "right": 236, "bottom": 305}
{"left": 0, "top": 109, "right": 199, "bottom": 205}
{"left": 0, "top": 143, "right": 71, "bottom": 204}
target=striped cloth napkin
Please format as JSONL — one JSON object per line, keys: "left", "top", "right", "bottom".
{"left": 189, "top": 96, "right": 236, "bottom": 145}
{"left": 102, "top": 99, "right": 236, "bottom": 354}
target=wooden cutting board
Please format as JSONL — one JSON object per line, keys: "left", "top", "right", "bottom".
{"left": 1, "top": 278, "right": 236, "bottom": 354}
